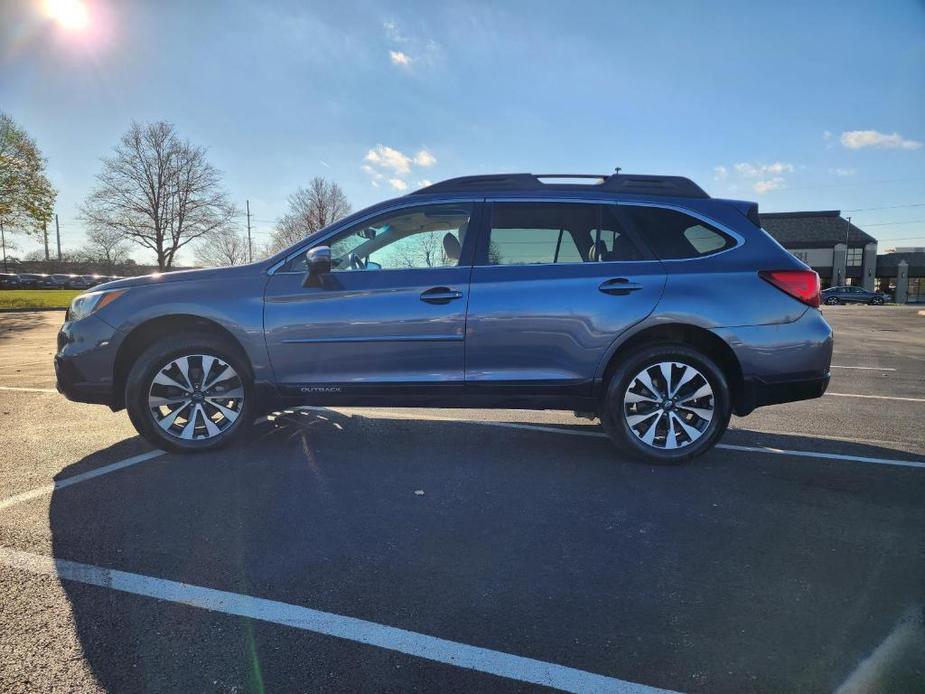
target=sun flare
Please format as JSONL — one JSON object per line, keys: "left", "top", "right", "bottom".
{"left": 44, "top": 0, "right": 90, "bottom": 31}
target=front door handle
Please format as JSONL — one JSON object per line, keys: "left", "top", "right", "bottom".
{"left": 598, "top": 278, "right": 643, "bottom": 295}
{"left": 420, "top": 287, "right": 464, "bottom": 304}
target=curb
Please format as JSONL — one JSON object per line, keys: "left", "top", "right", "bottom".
{"left": 0, "top": 307, "right": 67, "bottom": 313}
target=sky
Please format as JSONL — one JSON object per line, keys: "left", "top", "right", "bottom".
{"left": 2, "top": 0, "right": 924, "bottom": 263}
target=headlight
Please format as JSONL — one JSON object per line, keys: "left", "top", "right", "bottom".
{"left": 68, "top": 289, "right": 127, "bottom": 321}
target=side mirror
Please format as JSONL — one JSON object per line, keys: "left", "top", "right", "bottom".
{"left": 302, "top": 246, "right": 332, "bottom": 287}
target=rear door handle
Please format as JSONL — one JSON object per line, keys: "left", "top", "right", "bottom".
{"left": 598, "top": 278, "right": 643, "bottom": 295}
{"left": 420, "top": 287, "right": 464, "bottom": 304}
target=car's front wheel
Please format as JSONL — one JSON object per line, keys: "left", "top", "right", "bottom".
{"left": 869, "top": 297, "right": 884, "bottom": 305}
{"left": 601, "top": 344, "right": 731, "bottom": 464}
{"left": 125, "top": 333, "right": 254, "bottom": 453}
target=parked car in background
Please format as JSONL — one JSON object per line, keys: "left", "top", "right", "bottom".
{"left": 0, "top": 273, "right": 22, "bottom": 288}
{"left": 49, "top": 273, "right": 77, "bottom": 288}
{"left": 821, "top": 285, "right": 891, "bottom": 305}
{"left": 69, "top": 275, "right": 96, "bottom": 289}
{"left": 18, "top": 273, "right": 55, "bottom": 288}
{"left": 56, "top": 172, "right": 833, "bottom": 464}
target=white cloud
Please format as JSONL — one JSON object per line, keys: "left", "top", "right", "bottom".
{"left": 414, "top": 149, "right": 436, "bottom": 167}
{"left": 363, "top": 145, "right": 436, "bottom": 190}
{"left": 389, "top": 50, "right": 411, "bottom": 67}
{"left": 364, "top": 145, "right": 411, "bottom": 175}
{"left": 383, "top": 20, "right": 407, "bottom": 43}
{"left": 823, "top": 130, "right": 833, "bottom": 141}
{"left": 734, "top": 161, "right": 794, "bottom": 178}
{"left": 417, "top": 179, "right": 433, "bottom": 188}
{"left": 839, "top": 129, "right": 922, "bottom": 150}
{"left": 713, "top": 165, "right": 727, "bottom": 181}
{"left": 829, "top": 167, "right": 856, "bottom": 177}
{"left": 753, "top": 177, "right": 786, "bottom": 193}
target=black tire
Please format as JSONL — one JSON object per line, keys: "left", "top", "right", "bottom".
{"left": 870, "top": 297, "right": 884, "bottom": 305}
{"left": 600, "top": 344, "right": 731, "bottom": 465}
{"left": 824, "top": 296, "right": 840, "bottom": 305}
{"left": 125, "top": 332, "right": 255, "bottom": 453}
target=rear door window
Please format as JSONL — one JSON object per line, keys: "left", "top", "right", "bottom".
{"left": 621, "top": 205, "right": 735, "bottom": 259}
{"left": 485, "top": 203, "right": 594, "bottom": 265}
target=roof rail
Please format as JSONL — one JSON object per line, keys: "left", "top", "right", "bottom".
{"left": 411, "top": 172, "right": 709, "bottom": 199}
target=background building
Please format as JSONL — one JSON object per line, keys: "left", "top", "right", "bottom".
{"left": 759, "top": 211, "right": 877, "bottom": 290}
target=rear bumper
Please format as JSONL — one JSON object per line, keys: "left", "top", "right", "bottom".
{"left": 713, "top": 308, "right": 834, "bottom": 416}
{"left": 736, "top": 373, "right": 829, "bottom": 416}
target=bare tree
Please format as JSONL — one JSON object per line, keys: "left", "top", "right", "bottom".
{"left": 80, "top": 121, "right": 237, "bottom": 271}
{"left": 392, "top": 231, "right": 448, "bottom": 269}
{"left": 0, "top": 112, "right": 56, "bottom": 262}
{"left": 81, "top": 226, "right": 131, "bottom": 271}
{"left": 194, "top": 227, "right": 249, "bottom": 267}
{"left": 269, "top": 177, "right": 350, "bottom": 254}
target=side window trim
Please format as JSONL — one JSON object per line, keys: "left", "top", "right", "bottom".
{"left": 271, "top": 199, "right": 484, "bottom": 274}
{"left": 615, "top": 201, "right": 745, "bottom": 262}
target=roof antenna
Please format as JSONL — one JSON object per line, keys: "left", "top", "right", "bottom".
{"left": 613, "top": 167, "right": 622, "bottom": 175}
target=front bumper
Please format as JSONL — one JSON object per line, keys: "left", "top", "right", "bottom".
{"left": 55, "top": 315, "right": 118, "bottom": 407}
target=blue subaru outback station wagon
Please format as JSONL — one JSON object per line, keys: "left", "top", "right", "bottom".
{"left": 56, "top": 173, "right": 833, "bottom": 463}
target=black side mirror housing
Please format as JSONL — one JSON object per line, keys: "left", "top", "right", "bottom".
{"left": 302, "top": 246, "right": 332, "bottom": 287}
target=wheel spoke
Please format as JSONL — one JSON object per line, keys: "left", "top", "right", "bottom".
{"left": 665, "top": 413, "right": 679, "bottom": 449}
{"left": 640, "top": 411, "right": 662, "bottom": 446}
{"left": 203, "top": 364, "right": 233, "bottom": 391}
{"left": 200, "top": 355, "right": 216, "bottom": 388}
{"left": 625, "top": 390, "right": 658, "bottom": 404}
{"left": 634, "top": 368, "right": 663, "bottom": 400}
{"left": 626, "top": 411, "right": 659, "bottom": 427}
{"left": 205, "top": 397, "right": 240, "bottom": 423}
{"left": 156, "top": 402, "right": 189, "bottom": 432}
{"left": 677, "top": 404, "right": 713, "bottom": 421}
{"left": 670, "top": 364, "right": 697, "bottom": 397}
{"left": 658, "top": 363, "right": 673, "bottom": 398}
{"left": 671, "top": 411, "right": 703, "bottom": 442}
{"left": 149, "top": 394, "right": 191, "bottom": 408}
{"left": 152, "top": 370, "right": 189, "bottom": 391}
{"left": 174, "top": 356, "right": 193, "bottom": 390}
{"left": 199, "top": 405, "right": 221, "bottom": 437}
{"left": 681, "top": 383, "right": 712, "bottom": 404}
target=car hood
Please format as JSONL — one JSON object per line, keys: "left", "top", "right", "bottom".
{"left": 92, "top": 264, "right": 265, "bottom": 292}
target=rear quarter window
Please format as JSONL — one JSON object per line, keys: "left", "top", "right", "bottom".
{"left": 622, "top": 205, "right": 736, "bottom": 259}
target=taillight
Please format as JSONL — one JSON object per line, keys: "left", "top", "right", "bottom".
{"left": 759, "top": 270, "right": 820, "bottom": 308}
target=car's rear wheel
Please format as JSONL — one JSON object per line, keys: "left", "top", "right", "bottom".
{"left": 824, "top": 296, "right": 841, "bottom": 305}
{"left": 601, "top": 344, "right": 731, "bottom": 464}
{"left": 125, "top": 333, "right": 254, "bottom": 453}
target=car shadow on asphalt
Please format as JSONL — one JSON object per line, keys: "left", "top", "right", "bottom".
{"left": 45, "top": 409, "right": 925, "bottom": 692}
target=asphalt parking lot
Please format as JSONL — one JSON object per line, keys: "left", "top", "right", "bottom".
{"left": 0, "top": 307, "right": 922, "bottom": 693}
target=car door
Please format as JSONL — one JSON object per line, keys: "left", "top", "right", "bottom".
{"left": 264, "top": 202, "right": 478, "bottom": 394}
{"left": 464, "top": 201, "right": 666, "bottom": 395}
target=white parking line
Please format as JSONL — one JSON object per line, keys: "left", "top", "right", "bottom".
{"left": 827, "top": 392, "right": 925, "bottom": 403}
{"left": 830, "top": 365, "right": 897, "bottom": 371}
{"left": 0, "top": 546, "right": 675, "bottom": 694}
{"left": 0, "top": 450, "right": 164, "bottom": 511}
{"left": 0, "top": 385, "right": 57, "bottom": 393}
{"left": 318, "top": 408, "right": 925, "bottom": 470}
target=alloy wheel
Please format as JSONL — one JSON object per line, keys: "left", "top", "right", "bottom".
{"left": 147, "top": 354, "right": 244, "bottom": 440}
{"left": 623, "top": 361, "right": 714, "bottom": 450}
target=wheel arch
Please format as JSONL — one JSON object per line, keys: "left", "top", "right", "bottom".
{"left": 112, "top": 314, "right": 252, "bottom": 410}
{"left": 596, "top": 322, "right": 744, "bottom": 413}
